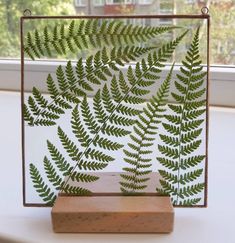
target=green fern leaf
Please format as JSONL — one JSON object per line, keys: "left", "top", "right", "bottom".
{"left": 110, "top": 114, "right": 136, "bottom": 126}
{"left": 47, "top": 140, "right": 73, "bottom": 176}
{"left": 58, "top": 126, "right": 82, "bottom": 161}
{"left": 116, "top": 103, "right": 142, "bottom": 116}
{"left": 80, "top": 97, "right": 100, "bottom": 134}
{"left": 29, "top": 163, "right": 56, "bottom": 206}
{"left": 159, "top": 170, "right": 178, "bottom": 184}
{"left": 177, "top": 198, "right": 201, "bottom": 206}
{"left": 28, "top": 96, "right": 41, "bottom": 116}
{"left": 120, "top": 65, "right": 173, "bottom": 193}
{"left": 181, "top": 140, "right": 201, "bottom": 155}
{"left": 70, "top": 172, "right": 99, "bottom": 183}
{"left": 23, "top": 104, "right": 34, "bottom": 125}
{"left": 93, "top": 135, "right": 123, "bottom": 150}
{"left": 157, "top": 179, "right": 178, "bottom": 195}
{"left": 179, "top": 183, "right": 205, "bottom": 198}
{"left": 85, "top": 148, "right": 114, "bottom": 163}
{"left": 180, "top": 155, "right": 206, "bottom": 170}
{"left": 47, "top": 140, "right": 98, "bottom": 184}
{"left": 159, "top": 134, "right": 179, "bottom": 147}
{"left": 33, "top": 118, "right": 56, "bottom": 126}
{"left": 179, "top": 169, "right": 203, "bottom": 185}
{"left": 71, "top": 105, "right": 93, "bottom": 147}
{"left": 101, "top": 124, "right": 131, "bottom": 137}
{"left": 63, "top": 184, "right": 91, "bottom": 195}
{"left": 44, "top": 156, "right": 64, "bottom": 190}
{"left": 24, "top": 19, "right": 178, "bottom": 59}
{"left": 156, "top": 28, "right": 206, "bottom": 206}
{"left": 158, "top": 145, "right": 179, "bottom": 159}
{"left": 157, "top": 157, "right": 179, "bottom": 171}
{"left": 78, "top": 160, "right": 108, "bottom": 171}
{"left": 181, "top": 119, "right": 204, "bottom": 132}
{"left": 181, "top": 129, "right": 202, "bottom": 143}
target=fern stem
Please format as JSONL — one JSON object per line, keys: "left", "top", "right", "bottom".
{"left": 176, "top": 31, "right": 198, "bottom": 204}
{"left": 61, "top": 32, "right": 187, "bottom": 192}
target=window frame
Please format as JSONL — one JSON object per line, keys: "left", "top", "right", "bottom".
{"left": 93, "top": 0, "right": 105, "bottom": 6}
{"left": 74, "top": 0, "right": 86, "bottom": 7}
{"left": 0, "top": 60, "right": 234, "bottom": 107}
{"left": 106, "top": 0, "right": 133, "bottom": 5}
{"left": 138, "top": 0, "right": 152, "bottom": 5}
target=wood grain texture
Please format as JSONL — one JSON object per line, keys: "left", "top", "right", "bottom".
{"left": 51, "top": 196, "right": 174, "bottom": 233}
{"left": 52, "top": 172, "right": 174, "bottom": 233}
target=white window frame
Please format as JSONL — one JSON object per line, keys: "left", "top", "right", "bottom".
{"left": 106, "top": 0, "right": 133, "bottom": 5}
{"left": 94, "top": 0, "right": 104, "bottom": 6}
{"left": 74, "top": 0, "right": 86, "bottom": 7}
{"left": 138, "top": 0, "right": 152, "bottom": 5}
{"left": 0, "top": 60, "right": 235, "bottom": 107}
{"left": 160, "top": 8, "right": 173, "bottom": 14}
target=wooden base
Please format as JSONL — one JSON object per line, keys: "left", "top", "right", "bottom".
{"left": 51, "top": 173, "right": 174, "bottom": 233}
{"left": 51, "top": 195, "right": 174, "bottom": 233}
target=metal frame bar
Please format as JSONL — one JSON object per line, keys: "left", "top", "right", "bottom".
{"left": 21, "top": 14, "right": 210, "bottom": 19}
{"left": 21, "top": 12, "right": 210, "bottom": 208}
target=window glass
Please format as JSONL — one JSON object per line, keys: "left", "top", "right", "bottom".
{"left": 0, "top": 0, "right": 234, "bottom": 65}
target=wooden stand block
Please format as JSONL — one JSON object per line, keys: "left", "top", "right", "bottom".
{"left": 51, "top": 173, "right": 174, "bottom": 233}
{"left": 51, "top": 196, "right": 174, "bottom": 233}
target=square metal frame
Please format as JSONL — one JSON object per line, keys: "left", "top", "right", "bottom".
{"left": 20, "top": 12, "right": 210, "bottom": 207}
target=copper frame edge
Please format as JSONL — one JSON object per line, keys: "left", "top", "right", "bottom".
{"left": 20, "top": 17, "right": 26, "bottom": 207}
{"left": 21, "top": 14, "right": 210, "bottom": 20}
{"left": 204, "top": 15, "right": 210, "bottom": 208}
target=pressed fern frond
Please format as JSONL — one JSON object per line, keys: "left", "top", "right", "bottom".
{"left": 24, "top": 19, "right": 178, "bottom": 59}
{"left": 156, "top": 28, "right": 206, "bottom": 206}
{"left": 31, "top": 83, "right": 139, "bottom": 203}
{"left": 29, "top": 163, "right": 56, "bottom": 206}
{"left": 61, "top": 31, "right": 188, "bottom": 191}
{"left": 30, "top": 147, "right": 94, "bottom": 203}
{"left": 24, "top": 46, "right": 157, "bottom": 127}
{"left": 120, "top": 64, "right": 174, "bottom": 194}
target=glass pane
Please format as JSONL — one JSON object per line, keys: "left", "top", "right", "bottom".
{"left": 22, "top": 17, "right": 208, "bottom": 207}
